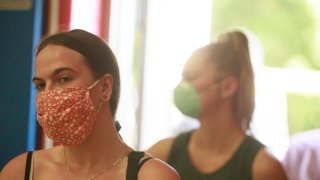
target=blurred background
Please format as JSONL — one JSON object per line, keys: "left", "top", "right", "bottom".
{"left": 1, "top": 0, "right": 320, "bottom": 169}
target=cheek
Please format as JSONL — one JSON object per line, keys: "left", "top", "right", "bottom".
{"left": 89, "top": 88, "right": 102, "bottom": 108}
{"left": 199, "top": 90, "right": 221, "bottom": 113}
{"left": 200, "top": 95, "right": 211, "bottom": 113}
{"left": 192, "top": 81, "right": 207, "bottom": 93}
{"left": 192, "top": 76, "right": 215, "bottom": 92}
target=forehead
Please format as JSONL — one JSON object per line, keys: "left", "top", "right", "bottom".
{"left": 183, "top": 50, "right": 217, "bottom": 75}
{"left": 34, "top": 44, "right": 92, "bottom": 77}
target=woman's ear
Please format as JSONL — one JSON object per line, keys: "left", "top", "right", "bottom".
{"left": 100, "top": 74, "right": 113, "bottom": 102}
{"left": 220, "top": 75, "right": 238, "bottom": 98}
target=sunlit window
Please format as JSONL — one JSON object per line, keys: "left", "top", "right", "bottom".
{"left": 70, "top": 0, "right": 320, "bottom": 161}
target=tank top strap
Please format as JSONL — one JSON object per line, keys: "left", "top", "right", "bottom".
{"left": 24, "top": 151, "right": 34, "bottom": 180}
{"left": 126, "top": 151, "right": 153, "bottom": 180}
{"left": 168, "top": 131, "right": 192, "bottom": 164}
{"left": 222, "top": 135, "right": 265, "bottom": 179}
{"left": 234, "top": 135, "right": 265, "bottom": 162}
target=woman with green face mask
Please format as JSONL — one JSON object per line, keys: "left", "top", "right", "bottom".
{"left": 147, "top": 30, "right": 288, "bottom": 180}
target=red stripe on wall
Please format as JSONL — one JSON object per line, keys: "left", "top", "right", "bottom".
{"left": 98, "top": 0, "right": 111, "bottom": 41}
{"left": 58, "top": 0, "right": 72, "bottom": 28}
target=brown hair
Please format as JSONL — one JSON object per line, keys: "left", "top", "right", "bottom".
{"left": 36, "top": 29, "right": 121, "bottom": 117}
{"left": 198, "top": 30, "right": 255, "bottom": 130}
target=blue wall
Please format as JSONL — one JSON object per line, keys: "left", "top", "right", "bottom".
{"left": 0, "top": 0, "right": 43, "bottom": 169}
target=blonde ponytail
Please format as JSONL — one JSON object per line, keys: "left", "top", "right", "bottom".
{"left": 202, "top": 30, "right": 255, "bottom": 130}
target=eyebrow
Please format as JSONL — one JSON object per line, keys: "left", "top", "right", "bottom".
{"left": 32, "top": 67, "right": 76, "bottom": 82}
{"left": 182, "top": 70, "right": 194, "bottom": 77}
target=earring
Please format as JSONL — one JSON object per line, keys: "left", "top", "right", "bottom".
{"left": 103, "top": 95, "right": 109, "bottom": 101}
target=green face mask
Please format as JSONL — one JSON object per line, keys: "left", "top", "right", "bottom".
{"left": 173, "top": 81, "right": 201, "bottom": 118}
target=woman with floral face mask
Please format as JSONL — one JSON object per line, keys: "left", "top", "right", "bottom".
{"left": 1, "top": 29, "right": 179, "bottom": 180}
{"left": 148, "top": 30, "right": 288, "bottom": 180}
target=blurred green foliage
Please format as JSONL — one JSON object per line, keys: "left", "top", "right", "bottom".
{"left": 212, "top": 0, "right": 319, "bottom": 69}
{"left": 212, "top": 0, "right": 320, "bottom": 135}
{"left": 287, "top": 93, "right": 320, "bottom": 135}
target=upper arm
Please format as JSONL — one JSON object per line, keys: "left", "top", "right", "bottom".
{"left": 1, "top": 152, "right": 28, "bottom": 180}
{"left": 252, "top": 148, "right": 288, "bottom": 180}
{"left": 138, "top": 158, "right": 180, "bottom": 180}
{"left": 146, "top": 137, "right": 175, "bottom": 162}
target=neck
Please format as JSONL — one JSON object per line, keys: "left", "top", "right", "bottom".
{"left": 62, "top": 107, "right": 129, "bottom": 172}
{"left": 193, "top": 103, "right": 245, "bottom": 153}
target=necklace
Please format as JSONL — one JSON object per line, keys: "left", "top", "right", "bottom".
{"left": 63, "top": 147, "right": 127, "bottom": 180}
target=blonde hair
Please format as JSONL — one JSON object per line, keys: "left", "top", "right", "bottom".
{"left": 198, "top": 30, "right": 255, "bottom": 130}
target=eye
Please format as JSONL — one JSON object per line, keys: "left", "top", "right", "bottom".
{"left": 185, "top": 74, "right": 198, "bottom": 82}
{"left": 33, "top": 82, "right": 46, "bottom": 91}
{"left": 57, "top": 76, "right": 72, "bottom": 84}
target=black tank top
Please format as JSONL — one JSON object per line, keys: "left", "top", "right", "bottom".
{"left": 24, "top": 151, "right": 152, "bottom": 180}
{"left": 168, "top": 131, "right": 264, "bottom": 180}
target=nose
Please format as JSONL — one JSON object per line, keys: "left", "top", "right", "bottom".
{"left": 44, "top": 82, "right": 55, "bottom": 91}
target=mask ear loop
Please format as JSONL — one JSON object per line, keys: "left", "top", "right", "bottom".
{"left": 87, "top": 79, "right": 104, "bottom": 112}
{"left": 96, "top": 101, "right": 104, "bottom": 112}
{"left": 88, "top": 79, "right": 101, "bottom": 90}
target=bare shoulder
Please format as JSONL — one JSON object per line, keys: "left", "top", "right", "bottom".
{"left": 146, "top": 137, "right": 176, "bottom": 162}
{"left": 138, "top": 156, "right": 180, "bottom": 180}
{"left": 252, "top": 148, "right": 288, "bottom": 180}
{"left": 1, "top": 147, "right": 59, "bottom": 180}
{"left": 0, "top": 152, "right": 29, "bottom": 180}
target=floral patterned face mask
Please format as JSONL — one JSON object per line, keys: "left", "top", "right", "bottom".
{"left": 36, "top": 80, "right": 102, "bottom": 146}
